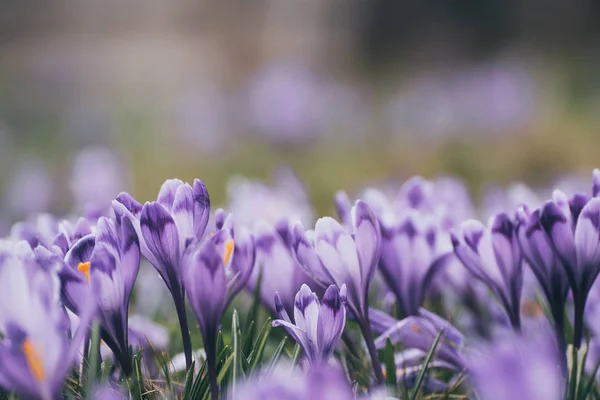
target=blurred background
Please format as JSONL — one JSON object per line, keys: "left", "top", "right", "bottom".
{"left": 1, "top": 0, "right": 600, "bottom": 230}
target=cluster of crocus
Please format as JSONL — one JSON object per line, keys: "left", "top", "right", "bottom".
{"left": 3, "top": 168, "right": 600, "bottom": 400}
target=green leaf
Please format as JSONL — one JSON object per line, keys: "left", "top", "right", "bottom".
{"left": 189, "top": 360, "right": 208, "bottom": 400}
{"left": 244, "top": 267, "right": 264, "bottom": 355}
{"left": 247, "top": 318, "right": 272, "bottom": 372}
{"left": 217, "top": 353, "right": 236, "bottom": 385}
{"left": 266, "top": 337, "right": 288, "bottom": 374}
{"left": 409, "top": 329, "right": 444, "bottom": 400}
{"left": 182, "top": 360, "right": 196, "bottom": 400}
{"left": 383, "top": 338, "right": 397, "bottom": 391}
{"left": 580, "top": 356, "right": 600, "bottom": 400}
{"left": 85, "top": 320, "right": 101, "bottom": 394}
{"left": 231, "top": 309, "right": 243, "bottom": 398}
{"left": 570, "top": 346, "right": 580, "bottom": 400}
{"left": 290, "top": 344, "right": 302, "bottom": 371}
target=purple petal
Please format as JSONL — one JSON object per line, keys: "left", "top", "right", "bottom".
{"left": 594, "top": 169, "right": 600, "bottom": 198}
{"left": 140, "top": 202, "right": 181, "bottom": 279}
{"left": 540, "top": 200, "right": 576, "bottom": 270}
{"left": 575, "top": 198, "right": 600, "bottom": 287}
{"left": 317, "top": 285, "right": 346, "bottom": 360}
{"left": 183, "top": 240, "right": 227, "bottom": 337}
{"left": 227, "top": 230, "right": 255, "bottom": 304}
{"left": 351, "top": 200, "right": 381, "bottom": 293}
{"left": 114, "top": 192, "right": 143, "bottom": 218}
{"left": 171, "top": 183, "right": 195, "bottom": 252}
{"left": 118, "top": 214, "right": 141, "bottom": 299}
{"left": 192, "top": 179, "right": 210, "bottom": 238}
{"left": 156, "top": 179, "right": 184, "bottom": 211}
{"left": 293, "top": 284, "right": 319, "bottom": 341}
{"left": 334, "top": 191, "right": 352, "bottom": 226}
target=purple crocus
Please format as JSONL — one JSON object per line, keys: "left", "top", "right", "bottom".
{"left": 273, "top": 284, "right": 347, "bottom": 365}
{"left": 451, "top": 213, "right": 523, "bottom": 329}
{"left": 516, "top": 205, "right": 569, "bottom": 352}
{"left": 182, "top": 220, "right": 255, "bottom": 400}
{"left": 112, "top": 178, "right": 210, "bottom": 369}
{"left": 379, "top": 211, "right": 454, "bottom": 318}
{"left": 373, "top": 309, "right": 466, "bottom": 371}
{"left": 60, "top": 215, "right": 140, "bottom": 375}
{"left": 249, "top": 220, "right": 318, "bottom": 315}
{"left": 539, "top": 188, "right": 600, "bottom": 348}
{"left": 469, "top": 329, "right": 563, "bottom": 400}
{"left": 294, "top": 200, "right": 385, "bottom": 384}
{"left": 0, "top": 244, "right": 96, "bottom": 400}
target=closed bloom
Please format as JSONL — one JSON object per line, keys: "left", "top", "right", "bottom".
{"left": 60, "top": 215, "right": 140, "bottom": 374}
{"left": 249, "top": 220, "right": 317, "bottom": 315}
{"left": 113, "top": 178, "right": 210, "bottom": 369}
{"left": 273, "top": 284, "right": 347, "bottom": 365}
{"left": 516, "top": 205, "right": 569, "bottom": 345}
{"left": 452, "top": 213, "right": 523, "bottom": 329}
{"left": 0, "top": 245, "right": 95, "bottom": 400}
{"left": 379, "top": 211, "right": 454, "bottom": 318}
{"left": 182, "top": 220, "right": 255, "bottom": 399}
{"left": 469, "top": 329, "right": 563, "bottom": 400}
{"left": 540, "top": 188, "right": 600, "bottom": 348}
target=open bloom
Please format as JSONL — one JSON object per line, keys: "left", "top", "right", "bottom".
{"left": 273, "top": 284, "right": 347, "bottom": 365}
{"left": 182, "top": 218, "right": 255, "bottom": 397}
{"left": 539, "top": 189, "right": 600, "bottom": 348}
{"left": 451, "top": 213, "right": 523, "bottom": 329}
{"left": 379, "top": 211, "right": 454, "bottom": 317}
{"left": 0, "top": 243, "right": 95, "bottom": 400}
{"left": 113, "top": 178, "right": 210, "bottom": 368}
{"left": 60, "top": 215, "right": 140, "bottom": 374}
{"left": 249, "top": 220, "right": 318, "bottom": 315}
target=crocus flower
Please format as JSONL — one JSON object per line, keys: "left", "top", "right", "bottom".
{"left": 0, "top": 244, "right": 95, "bottom": 400}
{"left": 249, "top": 220, "right": 318, "bottom": 315}
{"left": 182, "top": 219, "right": 255, "bottom": 400}
{"left": 451, "top": 213, "right": 523, "bottom": 329}
{"left": 539, "top": 189, "right": 600, "bottom": 348}
{"left": 113, "top": 178, "right": 210, "bottom": 369}
{"left": 60, "top": 215, "right": 140, "bottom": 375}
{"left": 469, "top": 329, "right": 563, "bottom": 400}
{"left": 232, "top": 363, "right": 354, "bottom": 400}
{"left": 516, "top": 205, "right": 569, "bottom": 351}
{"left": 294, "top": 200, "right": 385, "bottom": 384}
{"left": 379, "top": 211, "right": 454, "bottom": 318}
{"left": 273, "top": 284, "right": 347, "bottom": 365}
{"left": 373, "top": 309, "right": 466, "bottom": 371}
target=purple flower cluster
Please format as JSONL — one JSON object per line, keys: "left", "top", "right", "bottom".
{"left": 1, "top": 168, "right": 600, "bottom": 399}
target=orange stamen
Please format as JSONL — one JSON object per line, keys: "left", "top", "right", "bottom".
{"left": 77, "top": 261, "right": 91, "bottom": 283}
{"left": 223, "top": 240, "right": 234, "bottom": 265}
{"left": 22, "top": 339, "right": 45, "bottom": 382}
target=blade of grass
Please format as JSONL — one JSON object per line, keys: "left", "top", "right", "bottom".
{"left": 266, "top": 337, "right": 288, "bottom": 374}
{"left": 581, "top": 357, "right": 600, "bottom": 400}
{"left": 182, "top": 360, "right": 196, "bottom": 400}
{"left": 383, "top": 338, "right": 397, "bottom": 391}
{"left": 248, "top": 317, "right": 272, "bottom": 372}
{"left": 231, "top": 309, "right": 242, "bottom": 399}
{"left": 85, "top": 320, "right": 101, "bottom": 394}
{"left": 409, "top": 329, "right": 444, "bottom": 400}
{"left": 290, "top": 344, "right": 302, "bottom": 371}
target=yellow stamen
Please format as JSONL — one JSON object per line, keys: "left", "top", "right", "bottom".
{"left": 223, "top": 240, "right": 234, "bottom": 265}
{"left": 77, "top": 261, "right": 91, "bottom": 283}
{"left": 22, "top": 339, "right": 45, "bottom": 382}
{"left": 411, "top": 325, "right": 421, "bottom": 333}
{"left": 209, "top": 233, "right": 215, "bottom": 238}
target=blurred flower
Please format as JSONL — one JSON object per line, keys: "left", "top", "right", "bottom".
{"left": 452, "top": 213, "right": 523, "bottom": 329}
{"left": 113, "top": 178, "right": 210, "bottom": 369}
{"left": 6, "top": 159, "right": 54, "bottom": 218}
{"left": 249, "top": 220, "right": 318, "bottom": 315}
{"left": 9, "top": 214, "right": 59, "bottom": 249}
{"left": 60, "top": 215, "right": 140, "bottom": 375}
{"left": 71, "top": 147, "right": 128, "bottom": 217}
{"left": 469, "top": 329, "right": 563, "bottom": 400}
{"left": 539, "top": 187, "right": 600, "bottom": 348}
{"left": 182, "top": 217, "right": 255, "bottom": 399}
{"left": 273, "top": 284, "right": 347, "bottom": 365}
{"left": 231, "top": 363, "right": 354, "bottom": 400}
{"left": 379, "top": 210, "right": 454, "bottom": 318}
{"left": 227, "top": 168, "right": 314, "bottom": 229}
{"left": 373, "top": 309, "right": 466, "bottom": 371}
{"left": 0, "top": 243, "right": 95, "bottom": 400}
